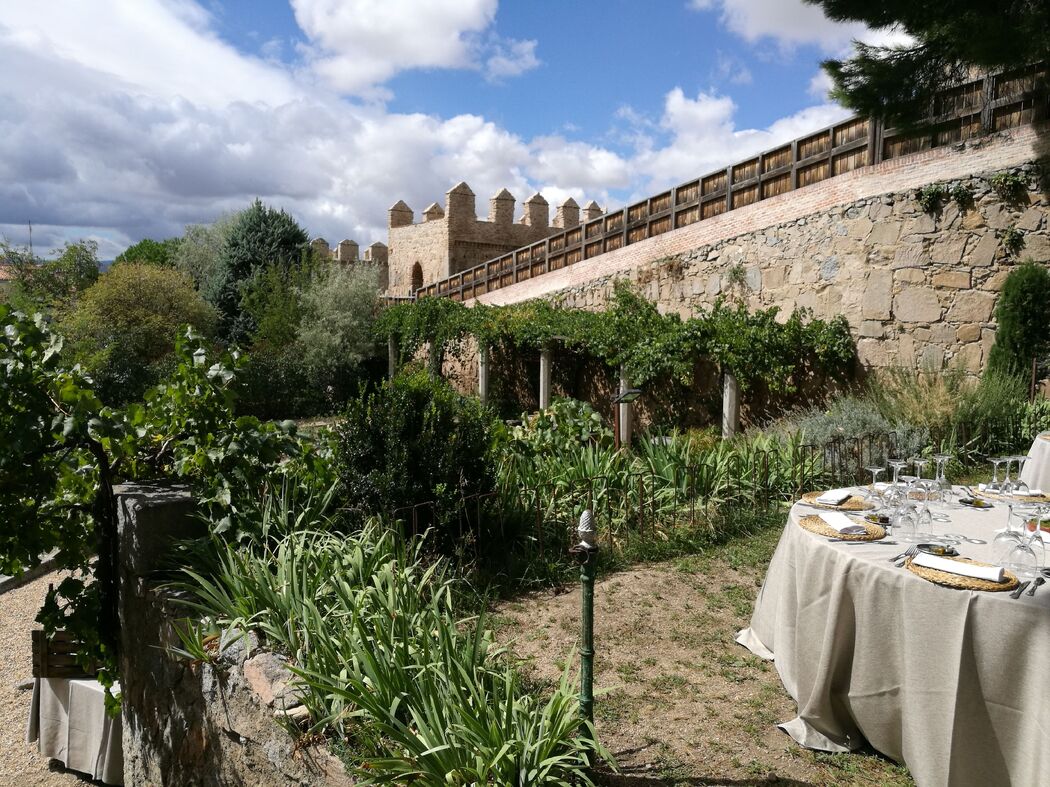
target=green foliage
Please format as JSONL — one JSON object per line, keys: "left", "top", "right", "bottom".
{"left": 950, "top": 183, "right": 975, "bottom": 209}
{"left": 174, "top": 523, "right": 610, "bottom": 783}
{"left": 60, "top": 263, "right": 217, "bottom": 403}
{"left": 335, "top": 369, "right": 497, "bottom": 544}
{"left": 915, "top": 184, "right": 948, "bottom": 213}
{"left": 808, "top": 1, "right": 1050, "bottom": 126}
{"left": 214, "top": 200, "right": 309, "bottom": 343}
{"left": 113, "top": 237, "right": 181, "bottom": 268}
{"left": 5, "top": 240, "right": 100, "bottom": 315}
{"left": 174, "top": 213, "right": 241, "bottom": 303}
{"left": 297, "top": 263, "right": 380, "bottom": 372}
{"left": 0, "top": 313, "right": 333, "bottom": 705}
{"left": 378, "top": 281, "right": 855, "bottom": 395}
{"left": 988, "top": 262, "right": 1050, "bottom": 376}
{"left": 1000, "top": 226, "right": 1026, "bottom": 258}
{"left": 989, "top": 172, "right": 1029, "bottom": 203}
{"left": 509, "top": 397, "right": 611, "bottom": 456}
{"left": 785, "top": 395, "right": 929, "bottom": 458}
{"left": 241, "top": 257, "right": 316, "bottom": 350}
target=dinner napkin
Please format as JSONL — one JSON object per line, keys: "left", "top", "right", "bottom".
{"left": 911, "top": 552, "right": 1005, "bottom": 583}
{"left": 816, "top": 488, "right": 853, "bottom": 505}
{"left": 818, "top": 512, "right": 867, "bottom": 535}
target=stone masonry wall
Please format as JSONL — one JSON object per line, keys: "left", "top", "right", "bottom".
{"left": 471, "top": 125, "right": 1050, "bottom": 374}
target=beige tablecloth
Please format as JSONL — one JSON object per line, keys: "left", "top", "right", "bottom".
{"left": 738, "top": 492, "right": 1050, "bottom": 787}
{"left": 1020, "top": 431, "right": 1050, "bottom": 492}
{"left": 26, "top": 678, "right": 123, "bottom": 785}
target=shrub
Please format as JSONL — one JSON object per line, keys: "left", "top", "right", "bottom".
{"left": 113, "top": 237, "right": 181, "bottom": 267}
{"left": 335, "top": 369, "right": 497, "bottom": 545}
{"left": 297, "top": 263, "right": 380, "bottom": 372}
{"left": 987, "top": 261, "right": 1050, "bottom": 377}
{"left": 60, "top": 263, "right": 216, "bottom": 403}
{"left": 6, "top": 240, "right": 100, "bottom": 315}
{"left": 174, "top": 213, "right": 241, "bottom": 303}
{"left": 989, "top": 171, "right": 1028, "bottom": 203}
{"left": 915, "top": 184, "right": 948, "bottom": 213}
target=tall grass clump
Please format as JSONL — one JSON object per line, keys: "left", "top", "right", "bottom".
{"left": 174, "top": 521, "right": 611, "bottom": 784}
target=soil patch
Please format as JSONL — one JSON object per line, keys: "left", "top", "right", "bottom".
{"left": 492, "top": 524, "right": 914, "bottom": 786}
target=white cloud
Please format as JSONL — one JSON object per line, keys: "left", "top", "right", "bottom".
{"left": 0, "top": 0, "right": 857, "bottom": 259}
{"left": 689, "top": 0, "right": 911, "bottom": 53}
{"left": 485, "top": 37, "right": 540, "bottom": 82}
{"left": 290, "top": 0, "right": 537, "bottom": 93}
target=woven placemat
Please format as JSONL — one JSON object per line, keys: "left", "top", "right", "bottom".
{"left": 977, "top": 491, "right": 1050, "bottom": 504}
{"left": 906, "top": 556, "right": 1018, "bottom": 592}
{"left": 800, "top": 491, "right": 874, "bottom": 511}
{"left": 798, "top": 514, "right": 885, "bottom": 541}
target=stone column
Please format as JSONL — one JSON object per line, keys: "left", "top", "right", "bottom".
{"left": 722, "top": 371, "right": 740, "bottom": 439}
{"left": 539, "top": 346, "right": 552, "bottom": 410}
{"left": 619, "top": 366, "right": 633, "bottom": 449}
{"left": 116, "top": 482, "right": 200, "bottom": 786}
{"left": 478, "top": 344, "right": 489, "bottom": 406}
{"left": 387, "top": 335, "right": 397, "bottom": 380}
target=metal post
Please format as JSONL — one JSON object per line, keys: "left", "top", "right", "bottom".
{"left": 478, "top": 344, "right": 489, "bottom": 405}
{"left": 613, "top": 403, "right": 621, "bottom": 451}
{"left": 387, "top": 335, "right": 397, "bottom": 380}
{"left": 570, "top": 510, "right": 598, "bottom": 744}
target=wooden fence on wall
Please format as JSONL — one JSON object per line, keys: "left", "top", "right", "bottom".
{"left": 413, "top": 65, "right": 1048, "bottom": 304}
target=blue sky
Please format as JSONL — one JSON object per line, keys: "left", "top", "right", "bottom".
{"left": 0, "top": 1, "right": 902, "bottom": 257}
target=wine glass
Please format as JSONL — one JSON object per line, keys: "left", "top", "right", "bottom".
{"left": 932, "top": 453, "right": 952, "bottom": 505}
{"left": 912, "top": 456, "right": 930, "bottom": 482}
{"left": 1012, "top": 455, "right": 1030, "bottom": 495}
{"left": 994, "top": 503, "right": 1025, "bottom": 566}
{"left": 864, "top": 465, "right": 885, "bottom": 507}
{"left": 988, "top": 457, "right": 1004, "bottom": 493}
{"left": 916, "top": 480, "right": 935, "bottom": 535}
{"left": 889, "top": 458, "right": 908, "bottom": 487}
{"left": 1001, "top": 457, "right": 1015, "bottom": 496}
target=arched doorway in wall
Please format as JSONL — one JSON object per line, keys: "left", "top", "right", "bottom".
{"left": 410, "top": 262, "right": 423, "bottom": 293}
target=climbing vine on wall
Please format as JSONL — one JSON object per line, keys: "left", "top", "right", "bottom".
{"left": 376, "top": 281, "right": 855, "bottom": 393}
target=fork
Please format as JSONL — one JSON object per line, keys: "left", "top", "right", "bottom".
{"left": 889, "top": 546, "right": 919, "bottom": 566}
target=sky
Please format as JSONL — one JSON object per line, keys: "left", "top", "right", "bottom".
{"left": 0, "top": 0, "right": 906, "bottom": 259}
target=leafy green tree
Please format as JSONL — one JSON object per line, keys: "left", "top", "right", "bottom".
{"left": 6, "top": 240, "right": 100, "bottom": 315}
{"left": 806, "top": 1, "right": 1050, "bottom": 125}
{"left": 214, "top": 200, "right": 309, "bottom": 343}
{"left": 242, "top": 256, "right": 316, "bottom": 351}
{"left": 60, "top": 263, "right": 217, "bottom": 403}
{"left": 297, "top": 263, "right": 380, "bottom": 372}
{"left": 987, "top": 261, "right": 1050, "bottom": 377}
{"left": 113, "top": 237, "right": 181, "bottom": 267}
{"left": 173, "top": 212, "right": 241, "bottom": 303}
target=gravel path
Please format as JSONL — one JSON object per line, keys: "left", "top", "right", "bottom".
{"left": 0, "top": 570, "right": 96, "bottom": 786}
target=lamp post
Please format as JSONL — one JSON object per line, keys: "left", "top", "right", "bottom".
{"left": 611, "top": 387, "right": 642, "bottom": 451}
{"left": 570, "top": 509, "right": 599, "bottom": 743}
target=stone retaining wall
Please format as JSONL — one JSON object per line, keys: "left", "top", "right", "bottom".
{"left": 470, "top": 125, "right": 1050, "bottom": 374}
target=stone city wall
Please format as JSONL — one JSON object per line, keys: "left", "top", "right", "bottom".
{"left": 468, "top": 125, "right": 1049, "bottom": 374}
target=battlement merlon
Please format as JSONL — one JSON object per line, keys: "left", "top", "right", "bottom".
{"left": 522, "top": 193, "right": 549, "bottom": 228}
{"left": 489, "top": 188, "right": 515, "bottom": 225}
{"left": 583, "top": 200, "right": 603, "bottom": 223}
{"left": 335, "top": 239, "right": 359, "bottom": 262}
{"left": 553, "top": 197, "right": 580, "bottom": 229}
{"left": 446, "top": 181, "right": 476, "bottom": 225}
{"left": 389, "top": 200, "right": 414, "bottom": 229}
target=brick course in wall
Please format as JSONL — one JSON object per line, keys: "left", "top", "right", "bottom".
{"left": 468, "top": 125, "right": 1049, "bottom": 373}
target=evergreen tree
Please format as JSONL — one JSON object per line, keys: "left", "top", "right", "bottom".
{"left": 987, "top": 261, "right": 1050, "bottom": 378}
{"left": 113, "top": 237, "right": 181, "bottom": 267}
{"left": 213, "top": 200, "right": 309, "bottom": 343}
{"left": 806, "top": 1, "right": 1050, "bottom": 125}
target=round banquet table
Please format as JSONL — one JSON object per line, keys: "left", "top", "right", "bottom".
{"left": 737, "top": 489, "right": 1050, "bottom": 787}
{"left": 1020, "top": 431, "right": 1050, "bottom": 493}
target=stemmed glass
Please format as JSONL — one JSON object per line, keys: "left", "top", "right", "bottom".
{"left": 1001, "top": 457, "right": 1015, "bottom": 496}
{"left": 916, "top": 480, "right": 935, "bottom": 535}
{"left": 864, "top": 465, "right": 885, "bottom": 508}
{"left": 932, "top": 453, "right": 952, "bottom": 505}
{"left": 988, "top": 457, "right": 1005, "bottom": 493}
{"left": 996, "top": 503, "right": 1044, "bottom": 578}
{"left": 889, "top": 458, "right": 908, "bottom": 487}
{"left": 911, "top": 456, "right": 930, "bottom": 483}
{"left": 1012, "top": 455, "right": 1031, "bottom": 495}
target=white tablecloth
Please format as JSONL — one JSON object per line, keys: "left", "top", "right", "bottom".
{"left": 26, "top": 678, "right": 123, "bottom": 784}
{"left": 737, "top": 490, "right": 1050, "bottom": 787}
{"left": 1020, "top": 431, "right": 1050, "bottom": 492}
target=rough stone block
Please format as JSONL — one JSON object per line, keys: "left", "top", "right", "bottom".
{"left": 954, "top": 342, "right": 983, "bottom": 372}
{"left": 894, "top": 287, "right": 941, "bottom": 323}
{"left": 1024, "top": 233, "right": 1050, "bottom": 262}
{"left": 932, "top": 270, "right": 970, "bottom": 289}
{"left": 968, "top": 232, "right": 999, "bottom": 267}
{"left": 867, "top": 221, "right": 900, "bottom": 245}
{"left": 859, "top": 320, "right": 884, "bottom": 338}
{"left": 960, "top": 209, "right": 985, "bottom": 230}
{"left": 862, "top": 271, "right": 893, "bottom": 320}
{"left": 848, "top": 218, "right": 873, "bottom": 239}
{"left": 918, "top": 345, "right": 945, "bottom": 368}
{"left": 930, "top": 323, "right": 955, "bottom": 344}
{"left": 947, "top": 291, "right": 995, "bottom": 323}
{"left": 892, "top": 243, "right": 925, "bottom": 268}
{"left": 895, "top": 268, "right": 926, "bottom": 284}
{"left": 930, "top": 238, "right": 966, "bottom": 265}
{"left": 857, "top": 338, "right": 894, "bottom": 367}
{"left": 1016, "top": 207, "right": 1045, "bottom": 232}
{"left": 956, "top": 324, "right": 982, "bottom": 342}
